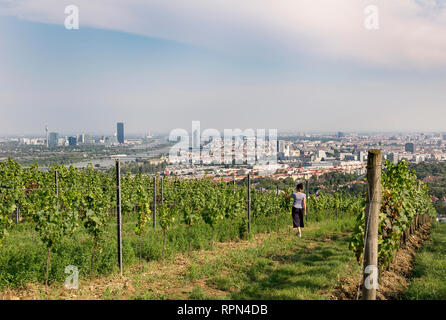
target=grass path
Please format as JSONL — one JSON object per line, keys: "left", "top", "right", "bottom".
{"left": 0, "top": 218, "right": 360, "bottom": 300}
{"left": 402, "top": 222, "right": 446, "bottom": 300}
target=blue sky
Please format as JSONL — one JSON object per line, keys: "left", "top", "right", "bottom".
{"left": 1, "top": 0, "right": 446, "bottom": 135}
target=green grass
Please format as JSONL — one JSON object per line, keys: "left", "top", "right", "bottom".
{"left": 403, "top": 222, "right": 446, "bottom": 300}
{"left": 188, "top": 286, "right": 211, "bottom": 300}
{"left": 183, "top": 217, "right": 360, "bottom": 300}
{"left": 0, "top": 211, "right": 361, "bottom": 301}
{"left": 0, "top": 211, "right": 296, "bottom": 289}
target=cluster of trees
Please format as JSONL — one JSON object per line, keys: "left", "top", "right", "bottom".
{"left": 242, "top": 172, "right": 361, "bottom": 196}
{"left": 237, "top": 172, "right": 366, "bottom": 196}
{"left": 409, "top": 162, "right": 446, "bottom": 215}
{"left": 409, "top": 161, "right": 446, "bottom": 179}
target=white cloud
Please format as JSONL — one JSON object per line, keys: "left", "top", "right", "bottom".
{"left": 1, "top": 0, "right": 446, "bottom": 70}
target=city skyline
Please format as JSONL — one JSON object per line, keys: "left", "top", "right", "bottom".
{"left": 6, "top": 120, "right": 446, "bottom": 138}
{"left": 1, "top": 1, "right": 446, "bottom": 134}
{"left": 6, "top": 124, "right": 446, "bottom": 139}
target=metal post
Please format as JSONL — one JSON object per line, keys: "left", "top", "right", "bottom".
{"left": 362, "top": 150, "right": 382, "bottom": 300}
{"left": 233, "top": 174, "right": 236, "bottom": 195}
{"left": 55, "top": 170, "right": 58, "bottom": 197}
{"left": 247, "top": 174, "right": 251, "bottom": 233}
{"left": 116, "top": 159, "right": 123, "bottom": 276}
{"left": 153, "top": 176, "right": 157, "bottom": 229}
{"left": 160, "top": 176, "right": 164, "bottom": 203}
{"left": 306, "top": 179, "right": 310, "bottom": 223}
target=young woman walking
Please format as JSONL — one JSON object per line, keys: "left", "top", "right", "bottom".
{"left": 284, "top": 183, "right": 307, "bottom": 237}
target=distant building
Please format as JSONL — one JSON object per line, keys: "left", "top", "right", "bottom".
{"left": 68, "top": 136, "right": 77, "bottom": 146}
{"left": 317, "top": 150, "right": 327, "bottom": 159}
{"left": 83, "top": 134, "right": 94, "bottom": 144}
{"left": 357, "top": 151, "right": 367, "bottom": 162}
{"left": 283, "top": 145, "right": 290, "bottom": 157}
{"left": 276, "top": 140, "right": 290, "bottom": 159}
{"left": 78, "top": 133, "right": 85, "bottom": 144}
{"left": 405, "top": 142, "right": 415, "bottom": 153}
{"left": 49, "top": 132, "right": 58, "bottom": 146}
{"left": 290, "top": 149, "right": 301, "bottom": 157}
{"left": 19, "top": 138, "right": 31, "bottom": 145}
{"left": 388, "top": 153, "right": 399, "bottom": 164}
{"left": 277, "top": 141, "right": 289, "bottom": 153}
{"left": 117, "top": 122, "right": 124, "bottom": 144}
{"left": 313, "top": 150, "right": 327, "bottom": 162}
{"left": 58, "top": 137, "right": 67, "bottom": 146}
{"left": 107, "top": 134, "right": 118, "bottom": 145}
{"left": 337, "top": 132, "right": 345, "bottom": 138}
{"left": 339, "top": 152, "right": 353, "bottom": 160}
{"left": 415, "top": 155, "right": 425, "bottom": 164}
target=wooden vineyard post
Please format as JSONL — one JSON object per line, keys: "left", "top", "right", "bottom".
{"left": 54, "top": 169, "right": 59, "bottom": 213}
{"left": 15, "top": 203, "right": 19, "bottom": 224}
{"left": 153, "top": 176, "right": 157, "bottom": 229}
{"left": 116, "top": 159, "right": 123, "bottom": 277}
{"left": 417, "top": 181, "right": 422, "bottom": 229}
{"left": 276, "top": 185, "right": 280, "bottom": 233}
{"left": 362, "top": 149, "right": 382, "bottom": 300}
{"left": 247, "top": 174, "right": 251, "bottom": 233}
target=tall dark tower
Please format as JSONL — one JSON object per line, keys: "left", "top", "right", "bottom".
{"left": 405, "top": 142, "right": 415, "bottom": 153}
{"left": 117, "top": 122, "right": 124, "bottom": 144}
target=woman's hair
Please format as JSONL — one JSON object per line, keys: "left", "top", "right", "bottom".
{"left": 296, "top": 183, "right": 304, "bottom": 191}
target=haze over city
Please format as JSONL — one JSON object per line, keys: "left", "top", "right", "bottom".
{"left": 1, "top": 0, "right": 446, "bottom": 135}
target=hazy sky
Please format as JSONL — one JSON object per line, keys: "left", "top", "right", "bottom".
{"left": 1, "top": 0, "right": 446, "bottom": 135}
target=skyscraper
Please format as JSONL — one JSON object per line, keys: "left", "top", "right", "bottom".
{"left": 405, "top": 142, "right": 415, "bottom": 153}
{"left": 49, "top": 132, "right": 58, "bottom": 146}
{"left": 68, "top": 136, "right": 77, "bottom": 146}
{"left": 117, "top": 122, "right": 124, "bottom": 144}
{"left": 78, "top": 133, "right": 85, "bottom": 144}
